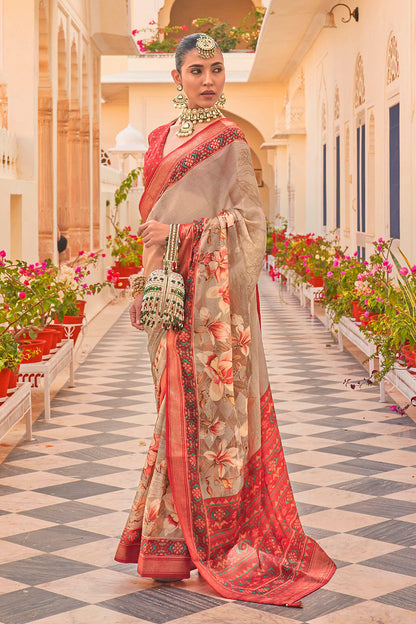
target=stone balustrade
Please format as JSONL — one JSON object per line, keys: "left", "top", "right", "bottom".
{"left": 100, "top": 163, "right": 123, "bottom": 186}
{"left": 0, "top": 127, "right": 17, "bottom": 179}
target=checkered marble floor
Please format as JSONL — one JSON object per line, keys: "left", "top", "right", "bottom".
{"left": 0, "top": 272, "right": 415, "bottom": 624}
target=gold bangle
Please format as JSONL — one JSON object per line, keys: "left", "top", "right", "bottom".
{"left": 129, "top": 274, "right": 147, "bottom": 299}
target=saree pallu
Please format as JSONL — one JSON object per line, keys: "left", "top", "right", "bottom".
{"left": 115, "top": 119, "right": 336, "bottom": 606}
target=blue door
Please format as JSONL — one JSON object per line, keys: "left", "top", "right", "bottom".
{"left": 389, "top": 103, "right": 400, "bottom": 239}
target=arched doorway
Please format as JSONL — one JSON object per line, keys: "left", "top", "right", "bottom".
{"left": 159, "top": 0, "right": 259, "bottom": 34}
{"left": 223, "top": 110, "right": 271, "bottom": 217}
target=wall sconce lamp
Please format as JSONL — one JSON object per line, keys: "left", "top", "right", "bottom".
{"left": 324, "top": 4, "right": 359, "bottom": 28}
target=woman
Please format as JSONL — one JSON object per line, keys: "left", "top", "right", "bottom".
{"left": 115, "top": 33, "right": 336, "bottom": 608}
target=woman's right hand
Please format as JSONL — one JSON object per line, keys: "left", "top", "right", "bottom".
{"left": 130, "top": 293, "right": 144, "bottom": 330}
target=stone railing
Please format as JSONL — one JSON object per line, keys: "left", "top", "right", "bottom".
{"left": 0, "top": 127, "right": 17, "bottom": 179}
{"left": 100, "top": 163, "right": 123, "bottom": 186}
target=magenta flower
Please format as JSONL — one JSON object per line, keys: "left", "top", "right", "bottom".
{"left": 333, "top": 260, "right": 339, "bottom": 267}
{"left": 411, "top": 265, "right": 416, "bottom": 274}
{"left": 400, "top": 267, "right": 409, "bottom": 276}
{"left": 364, "top": 311, "right": 370, "bottom": 317}
{"left": 327, "top": 271, "right": 333, "bottom": 277}
{"left": 340, "top": 270, "right": 346, "bottom": 275}
{"left": 18, "top": 292, "right": 26, "bottom": 299}
{"left": 0, "top": 250, "right": 6, "bottom": 258}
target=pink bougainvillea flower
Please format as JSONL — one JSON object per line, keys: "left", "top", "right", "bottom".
{"left": 78, "top": 251, "right": 85, "bottom": 256}
{"left": 399, "top": 267, "right": 409, "bottom": 276}
{"left": 327, "top": 271, "right": 333, "bottom": 278}
{"left": 411, "top": 265, "right": 416, "bottom": 274}
{"left": 0, "top": 250, "right": 6, "bottom": 258}
{"left": 132, "top": 29, "right": 138, "bottom": 36}
{"left": 204, "top": 440, "right": 239, "bottom": 478}
{"left": 18, "top": 292, "right": 26, "bottom": 299}
{"left": 333, "top": 260, "right": 339, "bottom": 267}
{"left": 364, "top": 311, "right": 370, "bottom": 318}
{"left": 340, "top": 270, "right": 346, "bottom": 275}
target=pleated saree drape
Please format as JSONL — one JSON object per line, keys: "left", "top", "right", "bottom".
{"left": 115, "top": 118, "right": 336, "bottom": 607}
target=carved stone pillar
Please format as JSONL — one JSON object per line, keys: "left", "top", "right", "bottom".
{"left": 92, "top": 121, "right": 100, "bottom": 248}
{"left": 78, "top": 113, "right": 91, "bottom": 251}
{"left": 57, "top": 99, "right": 70, "bottom": 260}
{"left": 38, "top": 94, "right": 54, "bottom": 260}
{"left": 0, "top": 84, "right": 8, "bottom": 129}
{"left": 67, "top": 103, "right": 82, "bottom": 253}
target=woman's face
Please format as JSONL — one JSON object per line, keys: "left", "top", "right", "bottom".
{"left": 172, "top": 48, "right": 225, "bottom": 110}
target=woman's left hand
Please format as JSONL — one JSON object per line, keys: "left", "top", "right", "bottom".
{"left": 138, "top": 220, "right": 170, "bottom": 248}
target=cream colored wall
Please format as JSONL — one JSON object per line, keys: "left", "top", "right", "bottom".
{"left": 279, "top": 0, "right": 414, "bottom": 258}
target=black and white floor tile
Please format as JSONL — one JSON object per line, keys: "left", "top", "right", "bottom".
{"left": 0, "top": 273, "right": 415, "bottom": 623}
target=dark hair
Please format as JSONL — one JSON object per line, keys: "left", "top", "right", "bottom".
{"left": 175, "top": 33, "right": 222, "bottom": 73}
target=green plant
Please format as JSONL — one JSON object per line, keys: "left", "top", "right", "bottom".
{"left": 106, "top": 226, "right": 143, "bottom": 267}
{"left": 0, "top": 332, "right": 22, "bottom": 370}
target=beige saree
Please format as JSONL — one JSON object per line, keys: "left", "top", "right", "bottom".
{"left": 115, "top": 118, "right": 336, "bottom": 606}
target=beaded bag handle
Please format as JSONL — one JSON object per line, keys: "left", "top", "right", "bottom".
{"left": 163, "top": 224, "right": 179, "bottom": 273}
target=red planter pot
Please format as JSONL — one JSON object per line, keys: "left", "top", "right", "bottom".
{"left": 352, "top": 300, "right": 366, "bottom": 322}
{"left": 0, "top": 368, "right": 11, "bottom": 399}
{"left": 62, "top": 314, "right": 85, "bottom": 344}
{"left": 7, "top": 366, "right": 20, "bottom": 392}
{"left": 307, "top": 275, "right": 324, "bottom": 287}
{"left": 36, "top": 329, "right": 54, "bottom": 356}
{"left": 113, "top": 262, "right": 139, "bottom": 278}
{"left": 48, "top": 324, "right": 66, "bottom": 344}
{"left": 40, "top": 327, "right": 61, "bottom": 350}
{"left": 18, "top": 339, "right": 47, "bottom": 363}
{"left": 75, "top": 300, "right": 86, "bottom": 314}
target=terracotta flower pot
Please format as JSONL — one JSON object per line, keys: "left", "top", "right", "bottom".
{"left": 18, "top": 339, "right": 47, "bottom": 363}
{"left": 0, "top": 368, "right": 11, "bottom": 399}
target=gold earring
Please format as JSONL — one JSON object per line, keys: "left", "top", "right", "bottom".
{"left": 218, "top": 93, "right": 226, "bottom": 107}
{"left": 173, "top": 84, "right": 187, "bottom": 108}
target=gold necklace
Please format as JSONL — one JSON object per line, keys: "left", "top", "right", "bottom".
{"left": 176, "top": 95, "right": 226, "bottom": 137}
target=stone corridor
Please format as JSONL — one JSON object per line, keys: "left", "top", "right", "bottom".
{"left": 0, "top": 273, "right": 415, "bottom": 624}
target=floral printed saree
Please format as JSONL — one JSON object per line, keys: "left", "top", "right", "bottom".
{"left": 115, "top": 118, "right": 336, "bottom": 606}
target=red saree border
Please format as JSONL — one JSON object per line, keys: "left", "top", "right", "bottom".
{"left": 139, "top": 119, "right": 245, "bottom": 222}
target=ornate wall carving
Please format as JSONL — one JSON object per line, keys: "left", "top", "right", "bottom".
{"left": 354, "top": 53, "right": 365, "bottom": 108}
{"left": 386, "top": 33, "right": 400, "bottom": 85}
{"left": 334, "top": 86, "right": 340, "bottom": 121}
